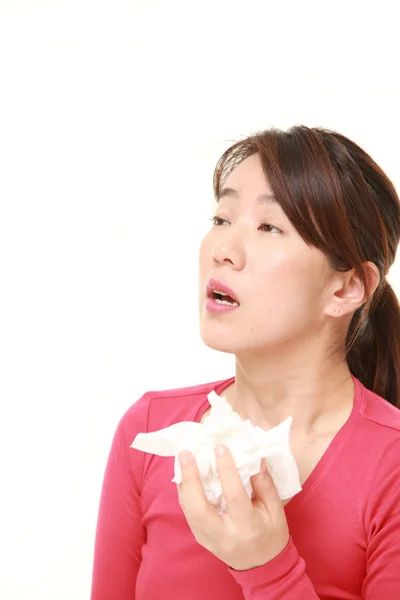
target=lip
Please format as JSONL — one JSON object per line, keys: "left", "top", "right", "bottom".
{"left": 206, "top": 279, "right": 240, "bottom": 304}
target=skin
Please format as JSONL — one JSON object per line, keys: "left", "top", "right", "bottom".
{"left": 177, "top": 152, "right": 380, "bottom": 570}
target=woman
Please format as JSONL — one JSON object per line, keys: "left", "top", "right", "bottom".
{"left": 90, "top": 125, "right": 400, "bottom": 599}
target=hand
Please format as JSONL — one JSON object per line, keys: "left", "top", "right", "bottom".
{"left": 176, "top": 445, "right": 290, "bottom": 571}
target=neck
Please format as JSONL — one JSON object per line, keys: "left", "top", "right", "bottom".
{"left": 224, "top": 343, "right": 355, "bottom": 436}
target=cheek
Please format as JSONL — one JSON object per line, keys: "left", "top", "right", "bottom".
{"left": 260, "top": 250, "right": 303, "bottom": 279}
{"left": 257, "top": 254, "right": 318, "bottom": 301}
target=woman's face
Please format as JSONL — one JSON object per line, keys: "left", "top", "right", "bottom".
{"left": 198, "top": 153, "right": 335, "bottom": 355}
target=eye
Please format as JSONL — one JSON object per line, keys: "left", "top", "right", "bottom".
{"left": 259, "top": 223, "right": 282, "bottom": 234}
{"left": 209, "top": 216, "right": 229, "bottom": 226}
{"left": 209, "top": 216, "right": 282, "bottom": 234}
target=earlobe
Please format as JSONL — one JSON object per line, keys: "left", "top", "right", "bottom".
{"left": 324, "top": 301, "right": 350, "bottom": 319}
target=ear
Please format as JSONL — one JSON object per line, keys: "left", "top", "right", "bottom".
{"left": 324, "top": 261, "right": 380, "bottom": 319}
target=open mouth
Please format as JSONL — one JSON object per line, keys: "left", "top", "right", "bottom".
{"left": 206, "top": 279, "right": 240, "bottom": 307}
{"left": 211, "top": 291, "right": 239, "bottom": 306}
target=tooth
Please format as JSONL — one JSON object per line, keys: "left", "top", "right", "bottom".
{"left": 215, "top": 299, "right": 239, "bottom": 306}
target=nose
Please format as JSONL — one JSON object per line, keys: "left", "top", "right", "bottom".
{"left": 212, "top": 231, "right": 246, "bottom": 270}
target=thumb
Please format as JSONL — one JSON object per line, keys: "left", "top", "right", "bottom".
{"left": 252, "top": 458, "right": 284, "bottom": 513}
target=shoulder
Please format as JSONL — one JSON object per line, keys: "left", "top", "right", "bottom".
{"left": 363, "top": 428, "right": 400, "bottom": 525}
{"left": 117, "top": 377, "right": 233, "bottom": 437}
{"left": 346, "top": 381, "right": 400, "bottom": 523}
{"left": 355, "top": 379, "right": 400, "bottom": 485}
{"left": 357, "top": 378, "right": 400, "bottom": 436}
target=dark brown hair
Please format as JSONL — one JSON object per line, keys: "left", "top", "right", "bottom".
{"left": 213, "top": 126, "right": 400, "bottom": 407}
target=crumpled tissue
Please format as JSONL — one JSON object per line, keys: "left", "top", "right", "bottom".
{"left": 130, "top": 389, "right": 302, "bottom": 514}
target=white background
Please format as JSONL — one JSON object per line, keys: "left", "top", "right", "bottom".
{"left": 0, "top": 1, "right": 399, "bottom": 598}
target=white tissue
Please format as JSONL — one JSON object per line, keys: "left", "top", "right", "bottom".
{"left": 130, "top": 390, "right": 302, "bottom": 514}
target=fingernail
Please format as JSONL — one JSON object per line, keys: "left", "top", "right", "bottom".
{"left": 179, "top": 451, "right": 190, "bottom": 466}
{"left": 215, "top": 445, "right": 226, "bottom": 456}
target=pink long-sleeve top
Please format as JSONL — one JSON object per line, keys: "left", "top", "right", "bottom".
{"left": 90, "top": 375, "right": 400, "bottom": 599}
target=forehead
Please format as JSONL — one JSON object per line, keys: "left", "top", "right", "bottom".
{"left": 219, "top": 153, "right": 280, "bottom": 211}
{"left": 223, "top": 154, "right": 272, "bottom": 194}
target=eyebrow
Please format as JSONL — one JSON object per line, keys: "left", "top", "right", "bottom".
{"left": 217, "top": 187, "right": 277, "bottom": 204}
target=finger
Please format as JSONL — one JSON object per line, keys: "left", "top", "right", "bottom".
{"left": 177, "top": 451, "right": 213, "bottom": 520}
{"left": 215, "top": 445, "right": 253, "bottom": 524}
{"left": 251, "top": 458, "right": 284, "bottom": 513}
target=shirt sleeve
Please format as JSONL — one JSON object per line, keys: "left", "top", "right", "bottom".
{"left": 362, "top": 435, "right": 400, "bottom": 598}
{"left": 227, "top": 537, "right": 319, "bottom": 599}
{"left": 90, "top": 393, "right": 151, "bottom": 600}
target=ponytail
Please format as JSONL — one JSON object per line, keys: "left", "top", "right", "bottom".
{"left": 347, "top": 281, "right": 400, "bottom": 407}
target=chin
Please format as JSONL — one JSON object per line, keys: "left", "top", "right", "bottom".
{"left": 199, "top": 324, "right": 237, "bottom": 354}
{"left": 201, "top": 337, "right": 235, "bottom": 354}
